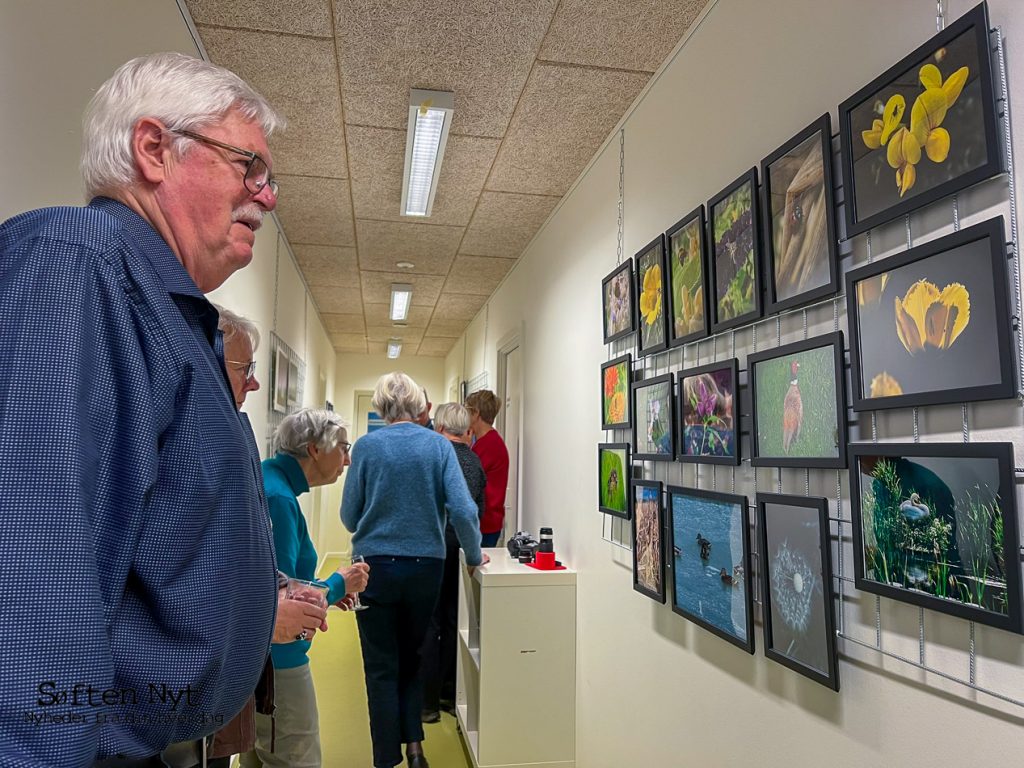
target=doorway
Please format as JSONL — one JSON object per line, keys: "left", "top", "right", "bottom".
{"left": 496, "top": 333, "right": 522, "bottom": 544}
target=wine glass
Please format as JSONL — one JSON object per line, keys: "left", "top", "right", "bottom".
{"left": 349, "top": 554, "right": 369, "bottom": 612}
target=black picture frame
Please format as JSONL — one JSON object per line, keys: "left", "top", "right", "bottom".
{"left": 838, "top": 2, "right": 1002, "bottom": 237}
{"left": 748, "top": 332, "right": 847, "bottom": 469}
{"left": 665, "top": 205, "right": 709, "bottom": 346}
{"left": 601, "top": 257, "right": 636, "bottom": 343}
{"left": 632, "top": 373, "right": 675, "bottom": 462}
{"left": 757, "top": 493, "right": 840, "bottom": 690}
{"left": 849, "top": 441, "right": 1022, "bottom": 634}
{"left": 598, "top": 442, "right": 631, "bottom": 519}
{"left": 761, "top": 114, "right": 839, "bottom": 313}
{"left": 676, "top": 358, "right": 741, "bottom": 466}
{"left": 634, "top": 235, "right": 669, "bottom": 357}
{"left": 708, "top": 168, "right": 763, "bottom": 332}
{"left": 600, "top": 353, "right": 633, "bottom": 430}
{"left": 845, "top": 217, "right": 1015, "bottom": 411}
{"left": 668, "top": 485, "right": 754, "bottom": 653}
{"left": 632, "top": 479, "right": 666, "bottom": 603}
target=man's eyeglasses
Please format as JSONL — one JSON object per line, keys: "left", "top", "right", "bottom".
{"left": 172, "top": 129, "right": 279, "bottom": 198}
{"left": 227, "top": 359, "right": 257, "bottom": 382}
{"left": 339, "top": 441, "right": 352, "bottom": 455}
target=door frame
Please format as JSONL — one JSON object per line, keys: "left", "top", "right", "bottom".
{"left": 495, "top": 329, "right": 523, "bottom": 539}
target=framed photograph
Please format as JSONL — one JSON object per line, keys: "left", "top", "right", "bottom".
{"left": 634, "top": 236, "right": 669, "bottom": 356}
{"left": 632, "top": 480, "right": 666, "bottom": 603}
{"left": 846, "top": 217, "right": 1014, "bottom": 411}
{"left": 601, "top": 258, "right": 636, "bottom": 343}
{"left": 749, "top": 332, "right": 847, "bottom": 468}
{"left": 632, "top": 374, "right": 675, "bottom": 461}
{"left": 849, "top": 441, "right": 1022, "bottom": 634}
{"left": 600, "top": 354, "right": 632, "bottom": 430}
{"left": 757, "top": 493, "right": 839, "bottom": 690}
{"left": 598, "top": 443, "right": 631, "bottom": 519}
{"left": 665, "top": 206, "right": 708, "bottom": 346}
{"left": 708, "top": 169, "right": 763, "bottom": 332}
{"left": 287, "top": 358, "right": 300, "bottom": 408}
{"left": 761, "top": 114, "right": 839, "bottom": 313}
{"left": 838, "top": 2, "right": 1001, "bottom": 237}
{"left": 668, "top": 486, "right": 753, "bottom": 653}
{"left": 273, "top": 346, "right": 289, "bottom": 413}
{"left": 677, "top": 359, "right": 740, "bottom": 466}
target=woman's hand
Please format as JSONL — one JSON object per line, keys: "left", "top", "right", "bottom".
{"left": 337, "top": 562, "right": 370, "bottom": 593}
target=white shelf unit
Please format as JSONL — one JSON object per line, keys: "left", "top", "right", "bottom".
{"left": 457, "top": 548, "right": 577, "bottom": 768}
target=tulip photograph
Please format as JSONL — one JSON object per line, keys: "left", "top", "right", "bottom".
{"left": 601, "top": 354, "right": 632, "bottom": 429}
{"left": 839, "top": 5, "right": 1000, "bottom": 235}
{"left": 846, "top": 219, "right": 1013, "bottom": 411}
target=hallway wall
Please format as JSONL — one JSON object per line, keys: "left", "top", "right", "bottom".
{"left": 448, "top": 0, "right": 1024, "bottom": 764}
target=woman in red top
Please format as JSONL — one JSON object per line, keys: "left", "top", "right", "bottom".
{"left": 465, "top": 390, "right": 510, "bottom": 548}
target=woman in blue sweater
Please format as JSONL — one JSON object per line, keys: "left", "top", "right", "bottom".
{"left": 246, "top": 409, "right": 370, "bottom": 768}
{"left": 342, "top": 372, "right": 486, "bottom": 768}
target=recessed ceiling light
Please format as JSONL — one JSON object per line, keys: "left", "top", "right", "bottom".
{"left": 401, "top": 89, "right": 454, "bottom": 217}
{"left": 390, "top": 283, "right": 412, "bottom": 322}
{"left": 386, "top": 338, "right": 402, "bottom": 359}
{"left": 396, "top": 261, "right": 415, "bottom": 270}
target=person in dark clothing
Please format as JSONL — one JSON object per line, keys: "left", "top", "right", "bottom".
{"left": 420, "top": 403, "right": 487, "bottom": 723}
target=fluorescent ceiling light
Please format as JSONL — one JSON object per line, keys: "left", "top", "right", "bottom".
{"left": 390, "top": 283, "right": 413, "bottom": 322}
{"left": 401, "top": 89, "right": 454, "bottom": 217}
{"left": 386, "top": 338, "right": 402, "bottom": 359}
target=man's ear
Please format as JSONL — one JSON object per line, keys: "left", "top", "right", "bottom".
{"left": 132, "top": 117, "right": 171, "bottom": 184}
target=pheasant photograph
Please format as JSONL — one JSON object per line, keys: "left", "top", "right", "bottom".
{"left": 750, "top": 334, "right": 845, "bottom": 464}
{"left": 782, "top": 359, "right": 803, "bottom": 453}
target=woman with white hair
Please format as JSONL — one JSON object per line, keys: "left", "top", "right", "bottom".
{"left": 245, "top": 409, "right": 370, "bottom": 768}
{"left": 341, "top": 373, "right": 486, "bottom": 768}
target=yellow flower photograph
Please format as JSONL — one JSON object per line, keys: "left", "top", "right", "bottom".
{"left": 839, "top": 6, "right": 999, "bottom": 236}
{"left": 635, "top": 236, "right": 667, "bottom": 354}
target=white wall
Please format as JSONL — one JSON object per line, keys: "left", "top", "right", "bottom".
{"left": 320, "top": 352, "right": 446, "bottom": 556}
{"left": 448, "top": 0, "right": 1024, "bottom": 764}
{"left": 2, "top": 0, "right": 338, "bottom": 550}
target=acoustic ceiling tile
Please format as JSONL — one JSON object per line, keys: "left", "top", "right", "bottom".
{"left": 274, "top": 175, "right": 355, "bottom": 246}
{"left": 442, "top": 255, "right": 516, "bottom": 296}
{"left": 185, "top": 0, "right": 333, "bottom": 37}
{"left": 320, "top": 312, "right": 365, "bottom": 334}
{"left": 198, "top": 26, "right": 347, "bottom": 178}
{"left": 355, "top": 219, "right": 462, "bottom": 275}
{"left": 309, "top": 285, "right": 363, "bottom": 314}
{"left": 334, "top": 0, "right": 558, "bottom": 137}
{"left": 486, "top": 63, "right": 648, "bottom": 195}
{"left": 434, "top": 292, "right": 488, "bottom": 321}
{"left": 292, "top": 244, "right": 359, "bottom": 287}
{"left": 539, "top": 0, "right": 706, "bottom": 72}
{"left": 417, "top": 336, "right": 459, "bottom": 357}
{"left": 330, "top": 332, "right": 368, "bottom": 352}
{"left": 460, "top": 191, "right": 559, "bottom": 258}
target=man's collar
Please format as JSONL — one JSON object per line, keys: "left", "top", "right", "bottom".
{"left": 88, "top": 197, "right": 205, "bottom": 300}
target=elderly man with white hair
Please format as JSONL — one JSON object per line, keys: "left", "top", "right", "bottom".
{"left": 0, "top": 53, "right": 283, "bottom": 766}
{"left": 342, "top": 373, "right": 488, "bottom": 768}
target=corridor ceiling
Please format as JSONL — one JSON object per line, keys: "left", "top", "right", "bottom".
{"left": 184, "top": 0, "right": 709, "bottom": 356}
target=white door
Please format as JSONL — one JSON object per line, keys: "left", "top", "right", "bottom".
{"left": 501, "top": 345, "right": 522, "bottom": 543}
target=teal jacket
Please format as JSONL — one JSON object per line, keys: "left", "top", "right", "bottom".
{"left": 263, "top": 452, "right": 345, "bottom": 669}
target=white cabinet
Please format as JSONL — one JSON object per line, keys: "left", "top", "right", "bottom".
{"left": 457, "top": 548, "right": 576, "bottom": 768}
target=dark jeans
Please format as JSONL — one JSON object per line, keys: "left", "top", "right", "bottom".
{"left": 356, "top": 556, "right": 444, "bottom": 768}
{"left": 480, "top": 531, "right": 501, "bottom": 547}
{"left": 420, "top": 544, "right": 460, "bottom": 712}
